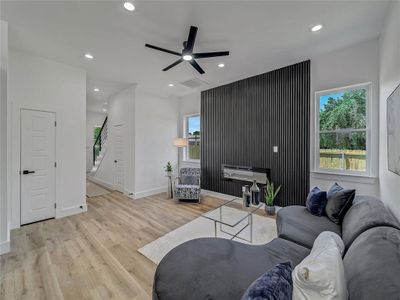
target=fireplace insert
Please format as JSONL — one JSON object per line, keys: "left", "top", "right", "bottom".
{"left": 221, "top": 164, "right": 270, "bottom": 185}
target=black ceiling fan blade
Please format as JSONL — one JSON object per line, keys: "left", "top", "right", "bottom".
{"left": 162, "top": 58, "right": 183, "bottom": 71}
{"left": 190, "top": 60, "right": 205, "bottom": 74}
{"left": 185, "top": 26, "right": 198, "bottom": 51}
{"left": 193, "top": 51, "right": 230, "bottom": 59}
{"left": 145, "top": 44, "right": 181, "bottom": 56}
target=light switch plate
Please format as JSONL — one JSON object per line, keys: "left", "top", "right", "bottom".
{"left": 273, "top": 146, "right": 278, "bottom": 153}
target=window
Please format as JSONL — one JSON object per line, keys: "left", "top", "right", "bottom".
{"left": 184, "top": 114, "right": 200, "bottom": 161}
{"left": 93, "top": 126, "right": 101, "bottom": 157}
{"left": 316, "top": 83, "right": 371, "bottom": 174}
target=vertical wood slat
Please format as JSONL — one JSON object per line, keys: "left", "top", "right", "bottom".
{"left": 200, "top": 60, "right": 310, "bottom": 206}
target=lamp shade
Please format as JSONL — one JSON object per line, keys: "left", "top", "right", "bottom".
{"left": 173, "top": 138, "right": 188, "bottom": 147}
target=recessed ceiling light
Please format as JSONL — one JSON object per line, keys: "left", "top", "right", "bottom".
{"left": 168, "top": 83, "right": 174, "bottom": 87}
{"left": 93, "top": 88, "right": 100, "bottom": 92}
{"left": 311, "top": 24, "right": 323, "bottom": 32}
{"left": 84, "top": 53, "right": 94, "bottom": 59}
{"left": 123, "top": 2, "right": 135, "bottom": 11}
{"left": 218, "top": 63, "right": 225, "bottom": 68}
{"left": 183, "top": 54, "right": 193, "bottom": 61}
{"left": 103, "top": 108, "right": 107, "bottom": 112}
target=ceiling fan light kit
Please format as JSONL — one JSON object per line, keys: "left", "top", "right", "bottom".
{"left": 145, "top": 26, "right": 229, "bottom": 74}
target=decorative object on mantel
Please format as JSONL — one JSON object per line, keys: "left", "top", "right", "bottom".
{"left": 165, "top": 161, "right": 173, "bottom": 198}
{"left": 264, "top": 179, "right": 281, "bottom": 215}
{"left": 250, "top": 180, "right": 260, "bottom": 205}
{"left": 242, "top": 185, "right": 251, "bottom": 207}
{"left": 173, "top": 138, "right": 188, "bottom": 173}
{"left": 387, "top": 83, "right": 400, "bottom": 176}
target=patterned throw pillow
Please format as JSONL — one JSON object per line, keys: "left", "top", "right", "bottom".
{"left": 325, "top": 183, "right": 356, "bottom": 224}
{"left": 306, "top": 187, "right": 328, "bottom": 216}
{"left": 241, "top": 262, "right": 293, "bottom": 300}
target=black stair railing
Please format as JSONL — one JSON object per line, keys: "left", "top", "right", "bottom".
{"left": 93, "top": 116, "right": 108, "bottom": 166}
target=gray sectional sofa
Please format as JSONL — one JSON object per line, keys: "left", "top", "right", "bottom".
{"left": 153, "top": 195, "right": 400, "bottom": 300}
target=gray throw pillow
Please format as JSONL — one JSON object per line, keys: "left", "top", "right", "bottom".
{"left": 325, "top": 183, "right": 355, "bottom": 224}
{"left": 180, "top": 175, "right": 198, "bottom": 185}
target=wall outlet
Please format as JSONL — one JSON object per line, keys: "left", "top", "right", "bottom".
{"left": 273, "top": 146, "right": 278, "bottom": 153}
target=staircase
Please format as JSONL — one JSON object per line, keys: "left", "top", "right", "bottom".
{"left": 90, "top": 116, "right": 108, "bottom": 174}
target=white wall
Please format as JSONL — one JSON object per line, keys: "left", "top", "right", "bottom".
{"left": 86, "top": 111, "right": 106, "bottom": 172}
{"left": 8, "top": 50, "right": 87, "bottom": 228}
{"left": 178, "top": 92, "right": 201, "bottom": 169}
{"left": 0, "top": 20, "right": 10, "bottom": 254}
{"left": 91, "top": 85, "right": 135, "bottom": 194}
{"left": 91, "top": 87, "right": 179, "bottom": 199}
{"left": 379, "top": 1, "right": 400, "bottom": 220}
{"left": 134, "top": 89, "right": 179, "bottom": 198}
{"left": 310, "top": 38, "right": 380, "bottom": 196}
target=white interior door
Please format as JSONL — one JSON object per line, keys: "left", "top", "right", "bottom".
{"left": 21, "top": 109, "right": 56, "bottom": 225}
{"left": 113, "top": 124, "right": 124, "bottom": 192}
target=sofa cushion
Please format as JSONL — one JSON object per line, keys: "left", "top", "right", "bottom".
{"left": 241, "top": 262, "right": 293, "bottom": 300}
{"left": 343, "top": 227, "right": 400, "bottom": 300}
{"left": 277, "top": 206, "right": 341, "bottom": 249}
{"left": 341, "top": 195, "right": 400, "bottom": 250}
{"left": 153, "top": 237, "right": 310, "bottom": 300}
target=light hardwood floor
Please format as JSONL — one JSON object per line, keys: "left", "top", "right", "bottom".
{"left": 0, "top": 192, "right": 224, "bottom": 300}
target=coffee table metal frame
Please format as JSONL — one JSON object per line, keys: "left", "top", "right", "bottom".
{"left": 201, "top": 197, "right": 262, "bottom": 243}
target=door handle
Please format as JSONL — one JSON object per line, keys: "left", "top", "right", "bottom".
{"left": 22, "top": 170, "right": 35, "bottom": 175}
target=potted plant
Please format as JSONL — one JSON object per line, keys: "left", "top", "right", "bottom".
{"left": 165, "top": 161, "right": 173, "bottom": 176}
{"left": 264, "top": 180, "right": 281, "bottom": 215}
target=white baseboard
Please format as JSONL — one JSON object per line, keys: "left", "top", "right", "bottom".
{"left": 201, "top": 189, "right": 237, "bottom": 201}
{"left": 0, "top": 240, "right": 10, "bottom": 255}
{"left": 133, "top": 186, "right": 167, "bottom": 199}
{"left": 57, "top": 204, "right": 88, "bottom": 218}
{"left": 87, "top": 175, "right": 115, "bottom": 190}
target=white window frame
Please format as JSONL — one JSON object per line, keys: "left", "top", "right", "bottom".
{"left": 183, "top": 113, "right": 201, "bottom": 162}
{"left": 315, "top": 82, "right": 372, "bottom": 176}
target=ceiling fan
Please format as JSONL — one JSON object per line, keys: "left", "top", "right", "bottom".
{"left": 145, "top": 26, "right": 229, "bottom": 75}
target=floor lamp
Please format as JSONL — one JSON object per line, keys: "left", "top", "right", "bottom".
{"left": 173, "top": 138, "right": 188, "bottom": 175}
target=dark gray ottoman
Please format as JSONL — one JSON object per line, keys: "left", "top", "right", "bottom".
{"left": 153, "top": 237, "right": 310, "bottom": 300}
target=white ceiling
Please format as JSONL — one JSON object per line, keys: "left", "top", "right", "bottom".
{"left": 1, "top": 0, "right": 389, "bottom": 107}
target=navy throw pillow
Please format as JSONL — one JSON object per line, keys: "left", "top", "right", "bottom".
{"left": 241, "top": 262, "right": 293, "bottom": 300}
{"left": 325, "top": 183, "right": 356, "bottom": 224}
{"left": 306, "top": 187, "right": 328, "bottom": 216}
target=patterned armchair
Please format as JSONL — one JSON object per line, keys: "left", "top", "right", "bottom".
{"left": 174, "top": 168, "right": 201, "bottom": 203}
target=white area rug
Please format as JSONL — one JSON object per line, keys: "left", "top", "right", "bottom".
{"left": 138, "top": 208, "right": 277, "bottom": 265}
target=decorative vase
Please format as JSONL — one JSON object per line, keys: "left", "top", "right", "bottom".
{"left": 242, "top": 185, "right": 251, "bottom": 207}
{"left": 250, "top": 180, "right": 260, "bottom": 205}
{"left": 265, "top": 205, "right": 275, "bottom": 215}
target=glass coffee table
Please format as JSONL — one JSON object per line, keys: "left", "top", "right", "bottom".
{"left": 201, "top": 198, "right": 262, "bottom": 243}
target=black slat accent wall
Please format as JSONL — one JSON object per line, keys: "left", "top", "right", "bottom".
{"left": 201, "top": 60, "right": 310, "bottom": 206}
